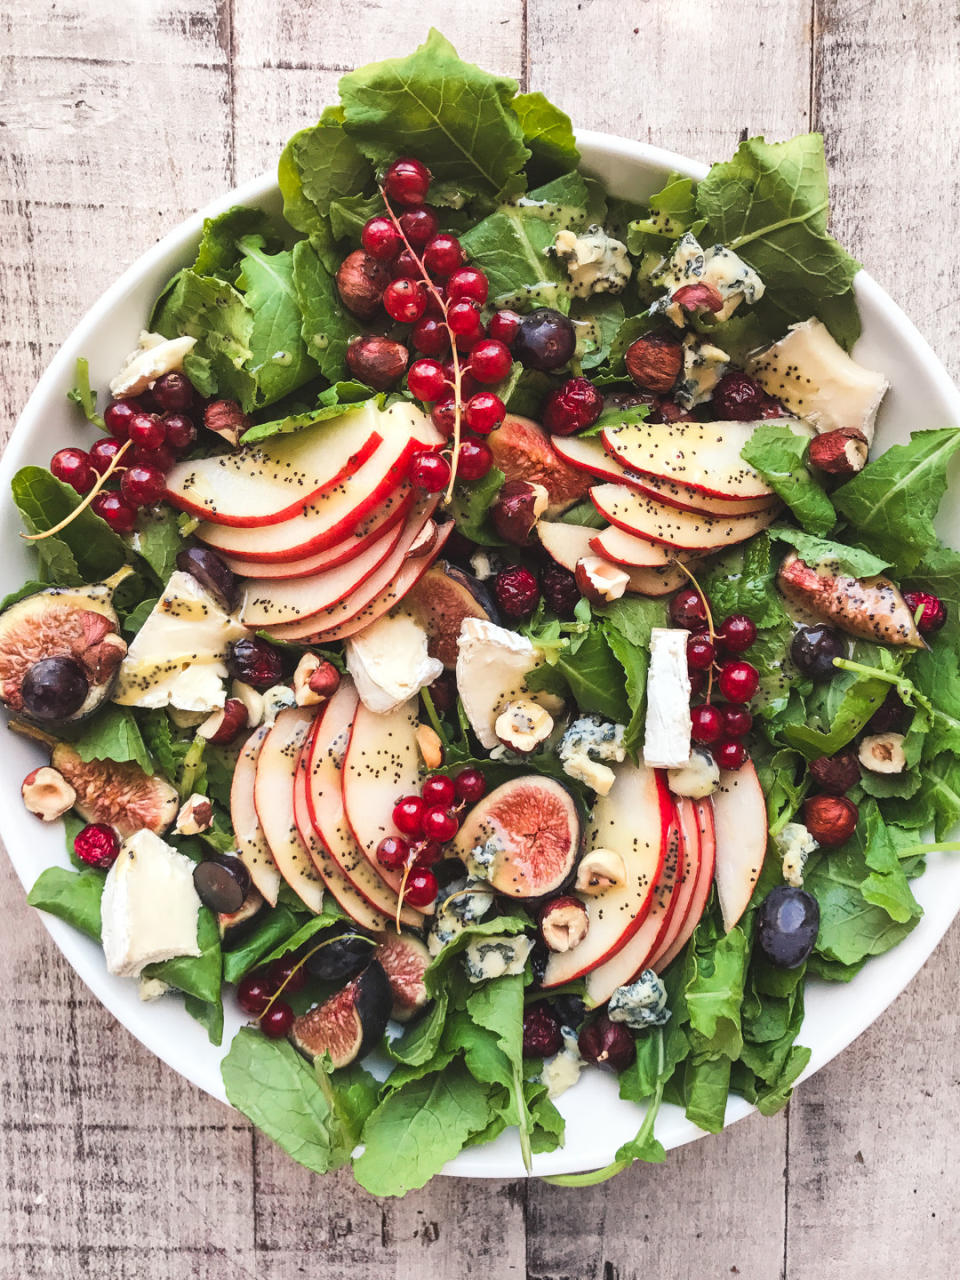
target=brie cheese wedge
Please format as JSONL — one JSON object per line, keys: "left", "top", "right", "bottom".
{"left": 345, "top": 612, "right": 444, "bottom": 714}
{"left": 101, "top": 830, "right": 202, "bottom": 979}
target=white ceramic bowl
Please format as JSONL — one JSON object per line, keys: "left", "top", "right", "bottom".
{"left": 4, "top": 131, "right": 960, "bottom": 1180}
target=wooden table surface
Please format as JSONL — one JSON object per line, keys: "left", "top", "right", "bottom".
{"left": 3, "top": 1, "right": 960, "bottom": 1275}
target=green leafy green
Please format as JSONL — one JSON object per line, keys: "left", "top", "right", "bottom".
{"left": 701, "top": 533, "right": 787, "bottom": 629}
{"left": 27, "top": 866, "right": 104, "bottom": 940}
{"left": 768, "top": 526, "right": 890, "bottom": 579}
{"left": 740, "top": 424, "right": 835, "bottom": 535}
{"left": 192, "top": 206, "right": 276, "bottom": 281}
{"left": 241, "top": 382, "right": 373, "bottom": 443}
{"left": 133, "top": 507, "right": 183, "bottom": 584}
{"left": 291, "top": 238, "right": 354, "bottom": 384}
{"left": 72, "top": 704, "right": 153, "bottom": 774}
{"left": 278, "top": 121, "right": 372, "bottom": 234}
{"left": 222, "top": 905, "right": 306, "bottom": 985}
{"left": 145, "top": 907, "right": 222, "bottom": 1005}
{"left": 184, "top": 993, "right": 224, "bottom": 1046}
{"left": 509, "top": 92, "right": 579, "bottom": 181}
{"left": 12, "top": 467, "right": 129, "bottom": 584}
{"left": 236, "top": 236, "right": 318, "bottom": 407}
{"left": 151, "top": 269, "right": 256, "bottom": 409}
{"left": 448, "top": 467, "right": 506, "bottom": 545}
{"left": 66, "top": 357, "right": 105, "bottom": 428}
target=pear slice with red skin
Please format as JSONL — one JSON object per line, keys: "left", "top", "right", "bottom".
{"left": 583, "top": 797, "right": 686, "bottom": 1007}
{"left": 712, "top": 761, "right": 767, "bottom": 933}
{"left": 304, "top": 680, "right": 421, "bottom": 926}
{"left": 647, "top": 797, "right": 702, "bottom": 971}
{"left": 253, "top": 706, "right": 325, "bottom": 913}
{"left": 541, "top": 518, "right": 674, "bottom": 569}
{"left": 654, "top": 797, "right": 717, "bottom": 972}
{"left": 230, "top": 723, "right": 281, "bottom": 906}
{"left": 541, "top": 762, "right": 672, "bottom": 988}
{"left": 591, "top": 483, "right": 778, "bottom": 552}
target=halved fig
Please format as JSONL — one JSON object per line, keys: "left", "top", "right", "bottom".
{"left": 305, "top": 926, "right": 378, "bottom": 983}
{"left": 487, "top": 415, "right": 592, "bottom": 515}
{"left": 50, "top": 742, "right": 179, "bottom": 837}
{"left": 290, "top": 960, "right": 392, "bottom": 1068}
{"left": 375, "top": 931, "right": 431, "bottom": 1022}
{"left": 403, "top": 562, "right": 496, "bottom": 668}
{"left": 452, "top": 775, "right": 582, "bottom": 899}
{"left": 218, "top": 887, "right": 264, "bottom": 940}
{"left": 0, "top": 586, "right": 126, "bottom": 726}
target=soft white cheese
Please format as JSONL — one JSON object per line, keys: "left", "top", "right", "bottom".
{"left": 540, "top": 1027, "right": 585, "bottom": 1099}
{"left": 643, "top": 628, "right": 692, "bottom": 768}
{"left": 261, "top": 684, "right": 296, "bottom": 725}
{"left": 676, "top": 333, "right": 730, "bottom": 408}
{"left": 608, "top": 969, "right": 672, "bottom": 1030}
{"left": 558, "top": 716, "right": 626, "bottom": 796}
{"left": 345, "top": 612, "right": 444, "bottom": 714}
{"left": 101, "top": 830, "right": 202, "bottom": 979}
{"left": 110, "top": 330, "right": 197, "bottom": 397}
{"left": 138, "top": 976, "right": 171, "bottom": 1002}
{"left": 463, "top": 935, "right": 533, "bottom": 983}
{"left": 667, "top": 746, "right": 720, "bottom": 799}
{"left": 776, "top": 821, "right": 820, "bottom": 888}
{"left": 552, "top": 225, "right": 632, "bottom": 298}
{"left": 456, "top": 617, "right": 558, "bottom": 750}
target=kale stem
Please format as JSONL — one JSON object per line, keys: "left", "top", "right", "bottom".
{"left": 897, "top": 841, "right": 960, "bottom": 858}
{"left": 513, "top": 1062, "right": 533, "bottom": 1174}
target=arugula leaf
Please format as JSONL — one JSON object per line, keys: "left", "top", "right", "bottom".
{"left": 683, "top": 1055, "right": 732, "bottom": 1134}
{"left": 133, "top": 507, "right": 183, "bottom": 584}
{"left": 509, "top": 93, "right": 579, "bottom": 181}
{"left": 192, "top": 206, "right": 276, "bottom": 281}
{"left": 291, "top": 238, "right": 354, "bottom": 384}
{"left": 886, "top": 751, "right": 960, "bottom": 838}
{"left": 447, "top": 467, "right": 506, "bottom": 545}
{"left": 27, "top": 866, "right": 104, "bottom": 941}
{"left": 152, "top": 269, "right": 256, "bottom": 409}
{"left": 278, "top": 122, "right": 372, "bottom": 234}
{"left": 768, "top": 525, "right": 889, "bottom": 579}
{"left": 236, "top": 236, "right": 318, "bottom": 408}
{"left": 389, "top": 991, "right": 449, "bottom": 1067}
{"left": 138, "top": 710, "right": 191, "bottom": 785}
{"left": 222, "top": 904, "right": 306, "bottom": 984}
{"left": 256, "top": 906, "right": 350, "bottom": 968}
{"left": 241, "top": 382, "right": 373, "bottom": 444}
{"left": 602, "top": 625, "right": 648, "bottom": 756}
{"left": 578, "top": 402, "right": 649, "bottom": 440}
{"left": 684, "top": 914, "right": 751, "bottom": 1060}
{"left": 575, "top": 295, "right": 626, "bottom": 372}
{"left": 340, "top": 29, "right": 529, "bottom": 198}
{"left": 0, "top": 579, "right": 48, "bottom": 611}
{"left": 832, "top": 428, "right": 960, "bottom": 573}
{"left": 184, "top": 992, "right": 224, "bottom": 1046}
{"left": 12, "top": 467, "right": 129, "bottom": 584}
{"left": 67, "top": 357, "right": 105, "bottom": 428}
{"left": 557, "top": 500, "right": 606, "bottom": 530}
{"left": 740, "top": 423, "right": 835, "bottom": 535}
{"left": 145, "top": 907, "right": 222, "bottom": 1005}
{"left": 72, "top": 704, "right": 153, "bottom": 775}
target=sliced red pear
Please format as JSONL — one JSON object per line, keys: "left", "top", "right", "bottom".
{"left": 253, "top": 706, "right": 325, "bottom": 913}
{"left": 602, "top": 420, "right": 803, "bottom": 501}
{"left": 713, "top": 761, "right": 767, "bottom": 933}
{"left": 583, "top": 799, "right": 685, "bottom": 1007}
{"left": 292, "top": 718, "right": 392, "bottom": 932}
{"left": 540, "top": 519, "right": 673, "bottom": 569}
{"left": 647, "top": 797, "right": 702, "bottom": 971}
{"left": 655, "top": 797, "right": 717, "bottom": 972}
{"left": 165, "top": 401, "right": 392, "bottom": 526}
{"left": 591, "top": 483, "right": 778, "bottom": 551}
{"left": 590, "top": 524, "right": 684, "bottom": 568}
{"left": 342, "top": 698, "right": 434, "bottom": 911}
{"left": 621, "top": 563, "right": 693, "bottom": 597}
{"left": 217, "top": 495, "right": 412, "bottom": 578}
{"left": 541, "top": 763, "right": 672, "bottom": 988}
{"left": 552, "top": 434, "right": 777, "bottom": 516}
{"left": 230, "top": 723, "right": 281, "bottom": 906}
{"left": 240, "top": 514, "right": 407, "bottom": 628}
{"left": 304, "top": 680, "right": 421, "bottom": 926}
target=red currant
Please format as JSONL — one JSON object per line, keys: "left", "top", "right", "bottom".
{"left": 404, "top": 867, "right": 439, "bottom": 908}
{"left": 412, "top": 316, "right": 450, "bottom": 356}
{"left": 399, "top": 206, "right": 439, "bottom": 248}
{"left": 409, "top": 450, "right": 451, "bottom": 493}
{"left": 73, "top": 822, "right": 120, "bottom": 869}
{"left": 464, "top": 392, "right": 506, "bottom": 435}
{"left": 260, "top": 1002, "right": 295, "bottom": 1039}
{"left": 383, "top": 278, "right": 427, "bottom": 324}
{"left": 422, "top": 774, "right": 456, "bottom": 808}
{"left": 542, "top": 377, "right": 604, "bottom": 436}
{"left": 423, "top": 234, "right": 464, "bottom": 279}
{"left": 423, "top": 285, "right": 446, "bottom": 317}
{"left": 488, "top": 309, "right": 522, "bottom": 345}
{"left": 384, "top": 156, "right": 431, "bottom": 207}
{"left": 455, "top": 767, "right": 487, "bottom": 803}
{"left": 447, "top": 299, "right": 483, "bottom": 337}
{"left": 89, "top": 438, "right": 123, "bottom": 475}
{"left": 444, "top": 361, "right": 480, "bottom": 401}
{"left": 407, "top": 359, "right": 448, "bottom": 403}
{"left": 714, "top": 739, "right": 748, "bottom": 770}
{"left": 446, "top": 266, "right": 489, "bottom": 305}
{"left": 50, "top": 447, "right": 95, "bottom": 494}
{"left": 237, "top": 973, "right": 274, "bottom": 1015}
{"left": 377, "top": 835, "right": 411, "bottom": 871}
{"left": 361, "top": 216, "right": 402, "bottom": 261}
{"left": 718, "top": 614, "right": 757, "bottom": 653}
{"left": 686, "top": 632, "right": 716, "bottom": 671}
{"left": 495, "top": 565, "right": 540, "bottom": 619}
{"left": 153, "top": 372, "right": 194, "bottom": 412}
{"left": 458, "top": 438, "right": 493, "bottom": 481}
{"left": 670, "top": 587, "right": 708, "bottom": 629}
{"left": 120, "top": 464, "right": 165, "bottom": 508}
{"left": 902, "top": 590, "right": 948, "bottom": 635}
{"left": 689, "top": 668, "right": 708, "bottom": 698}
{"left": 127, "top": 412, "right": 166, "bottom": 451}
{"left": 430, "top": 399, "right": 458, "bottom": 437}
{"left": 469, "top": 339, "right": 512, "bottom": 384}
{"left": 412, "top": 840, "right": 443, "bottom": 868}
{"left": 131, "top": 443, "right": 175, "bottom": 472}
{"left": 690, "top": 704, "right": 724, "bottom": 744}
{"left": 717, "top": 660, "right": 759, "bottom": 704}
{"left": 422, "top": 806, "right": 459, "bottom": 842}
{"left": 103, "top": 398, "right": 140, "bottom": 441}
{"left": 391, "top": 249, "right": 421, "bottom": 279}
{"left": 393, "top": 796, "right": 425, "bottom": 837}
{"left": 720, "top": 703, "right": 753, "bottom": 737}
{"left": 92, "top": 491, "right": 137, "bottom": 532}
{"left": 269, "top": 958, "right": 307, "bottom": 995}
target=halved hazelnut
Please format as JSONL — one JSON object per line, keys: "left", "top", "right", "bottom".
{"left": 494, "top": 698, "right": 554, "bottom": 754}
{"left": 197, "top": 698, "right": 249, "bottom": 745}
{"left": 409, "top": 518, "right": 440, "bottom": 559}
{"left": 539, "top": 895, "right": 590, "bottom": 953}
{"left": 21, "top": 766, "right": 76, "bottom": 822}
{"left": 204, "top": 400, "right": 250, "bottom": 449}
{"left": 415, "top": 723, "right": 444, "bottom": 770}
{"left": 231, "top": 680, "right": 264, "bottom": 729}
{"left": 858, "top": 732, "right": 906, "bottom": 775}
{"left": 491, "top": 480, "right": 549, "bottom": 546}
{"left": 575, "top": 848, "right": 627, "bottom": 895}
{"left": 672, "top": 282, "right": 724, "bottom": 313}
{"left": 175, "top": 793, "right": 214, "bottom": 836}
{"left": 808, "top": 428, "right": 869, "bottom": 476}
{"left": 575, "top": 556, "right": 629, "bottom": 604}
{"left": 293, "top": 653, "right": 340, "bottom": 707}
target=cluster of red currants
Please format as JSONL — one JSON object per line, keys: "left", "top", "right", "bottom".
{"left": 670, "top": 586, "right": 760, "bottom": 771}
{"left": 236, "top": 957, "right": 306, "bottom": 1039}
{"left": 376, "top": 766, "right": 487, "bottom": 907}
{"left": 49, "top": 371, "right": 198, "bottom": 532}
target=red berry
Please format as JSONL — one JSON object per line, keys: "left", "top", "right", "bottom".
{"left": 689, "top": 668, "right": 708, "bottom": 698}
{"left": 446, "top": 266, "right": 489, "bottom": 305}
{"left": 153, "top": 372, "right": 194, "bottom": 411}
{"left": 237, "top": 973, "right": 274, "bottom": 1015}
{"left": 670, "top": 587, "right": 708, "bottom": 629}
{"left": 423, "top": 234, "right": 464, "bottom": 279}
{"left": 488, "top": 309, "right": 522, "bottom": 345}
{"left": 542, "top": 377, "right": 604, "bottom": 436}
{"left": 409, "top": 450, "right": 451, "bottom": 493}
{"left": 92, "top": 491, "right": 137, "bottom": 532}
{"left": 120, "top": 463, "right": 165, "bottom": 508}
{"left": 495, "top": 565, "right": 540, "bottom": 619}
{"left": 902, "top": 590, "right": 948, "bottom": 635}
{"left": 226, "top": 636, "right": 284, "bottom": 689}
{"left": 447, "top": 299, "right": 483, "bottom": 337}
{"left": 412, "top": 316, "right": 450, "bottom": 356}
{"left": 457, "top": 438, "right": 493, "bottom": 481}
{"left": 455, "top": 767, "right": 487, "bottom": 803}
{"left": 407, "top": 358, "right": 448, "bottom": 403}
{"left": 73, "top": 822, "right": 120, "bottom": 869}
{"left": 377, "top": 835, "right": 411, "bottom": 871}
{"left": 464, "top": 392, "right": 506, "bottom": 435}
{"left": 691, "top": 704, "right": 724, "bottom": 745}
{"left": 89, "top": 438, "right": 123, "bottom": 475}
{"left": 412, "top": 840, "right": 443, "bottom": 868}
{"left": 540, "top": 563, "right": 581, "bottom": 618}
{"left": 127, "top": 411, "right": 166, "bottom": 451}
{"left": 686, "top": 632, "right": 716, "bottom": 671}
{"left": 431, "top": 399, "right": 459, "bottom": 437}
{"left": 423, "top": 285, "right": 446, "bottom": 317}
{"left": 384, "top": 156, "right": 431, "bottom": 207}
{"left": 361, "top": 216, "right": 402, "bottom": 261}
{"left": 269, "top": 958, "right": 307, "bottom": 995}
{"left": 718, "top": 614, "right": 757, "bottom": 653}
{"left": 103, "top": 398, "right": 140, "bottom": 441}
{"left": 399, "top": 206, "right": 439, "bottom": 248}
{"left": 714, "top": 739, "right": 748, "bottom": 770}
{"left": 404, "top": 867, "right": 439, "bottom": 908}
{"left": 160, "top": 412, "right": 196, "bottom": 453}
{"left": 720, "top": 703, "right": 753, "bottom": 737}
{"left": 712, "top": 370, "right": 779, "bottom": 421}
{"left": 523, "top": 1004, "right": 563, "bottom": 1058}
{"left": 383, "top": 278, "right": 426, "bottom": 324}
{"left": 260, "top": 1002, "right": 295, "bottom": 1039}
{"left": 717, "top": 660, "right": 759, "bottom": 703}
{"left": 422, "top": 806, "right": 459, "bottom": 843}
{"left": 444, "top": 361, "right": 480, "bottom": 401}
{"left": 50, "top": 447, "right": 95, "bottom": 494}
{"left": 422, "top": 774, "right": 456, "bottom": 807}
{"left": 469, "top": 338, "right": 513, "bottom": 384}
{"left": 391, "top": 248, "right": 421, "bottom": 280}
{"left": 393, "top": 796, "right": 425, "bottom": 837}
{"left": 130, "top": 443, "right": 175, "bottom": 472}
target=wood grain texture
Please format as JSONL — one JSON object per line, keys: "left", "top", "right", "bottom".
{"left": 2, "top": 0, "right": 960, "bottom": 1276}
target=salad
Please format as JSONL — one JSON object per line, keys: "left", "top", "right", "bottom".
{"left": 9, "top": 29, "right": 960, "bottom": 1195}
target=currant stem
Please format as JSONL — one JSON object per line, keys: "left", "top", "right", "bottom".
{"left": 395, "top": 858, "right": 414, "bottom": 932}
{"left": 23, "top": 439, "right": 133, "bottom": 541}
{"left": 672, "top": 558, "right": 717, "bottom": 703}
{"left": 258, "top": 935, "right": 375, "bottom": 1021}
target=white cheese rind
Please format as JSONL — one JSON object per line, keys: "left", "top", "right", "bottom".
{"left": 345, "top": 612, "right": 443, "bottom": 714}
{"left": 110, "top": 331, "right": 197, "bottom": 397}
{"left": 101, "top": 830, "right": 202, "bottom": 978}
{"left": 456, "top": 618, "right": 555, "bottom": 750}
{"left": 643, "top": 628, "right": 692, "bottom": 769}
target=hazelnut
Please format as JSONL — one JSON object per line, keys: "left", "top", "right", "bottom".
{"left": 293, "top": 654, "right": 339, "bottom": 707}
{"left": 624, "top": 333, "right": 683, "bottom": 393}
{"left": 175, "top": 793, "right": 214, "bottom": 836}
{"left": 672, "top": 282, "right": 724, "bottom": 313}
{"left": 197, "top": 697, "right": 249, "bottom": 745}
{"left": 408, "top": 518, "right": 440, "bottom": 558}
{"left": 494, "top": 698, "right": 554, "bottom": 754}
{"left": 491, "top": 480, "right": 549, "bottom": 545}
{"left": 575, "top": 848, "right": 627, "bottom": 895}
{"left": 336, "top": 248, "right": 392, "bottom": 319}
{"left": 808, "top": 428, "right": 869, "bottom": 476}
{"left": 539, "top": 896, "right": 590, "bottom": 953}
{"left": 21, "top": 765, "right": 76, "bottom": 822}
{"left": 87, "top": 632, "right": 128, "bottom": 683}
{"left": 415, "top": 723, "right": 444, "bottom": 770}
{"left": 345, "top": 335, "right": 409, "bottom": 391}
{"left": 858, "top": 732, "right": 907, "bottom": 775}
{"left": 808, "top": 749, "right": 860, "bottom": 794}
{"left": 204, "top": 400, "right": 250, "bottom": 448}
{"left": 230, "top": 680, "right": 264, "bottom": 728}
{"left": 803, "top": 794, "right": 859, "bottom": 847}
{"left": 575, "top": 556, "right": 630, "bottom": 604}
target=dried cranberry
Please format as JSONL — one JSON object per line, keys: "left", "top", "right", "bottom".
{"left": 226, "top": 637, "right": 284, "bottom": 689}
{"left": 542, "top": 377, "right": 604, "bottom": 436}
{"left": 540, "top": 563, "right": 581, "bottom": 618}
{"left": 711, "top": 371, "right": 779, "bottom": 421}
{"left": 495, "top": 565, "right": 541, "bottom": 619}
{"left": 523, "top": 1004, "right": 563, "bottom": 1058}
{"left": 866, "top": 688, "right": 910, "bottom": 734}
{"left": 578, "top": 1013, "right": 635, "bottom": 1071}
{"left": 73, "top": 823, "right": 120, "bottom": 869}
{"left": 902, "top": 590, "right": 948, "bottom": 635}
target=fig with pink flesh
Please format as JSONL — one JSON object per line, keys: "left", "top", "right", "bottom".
{"left": 375, "top": 931, "right": 431, "bottom": 1022}
{"left": 290, "top": 961, "right": 392, "bottom": 1068}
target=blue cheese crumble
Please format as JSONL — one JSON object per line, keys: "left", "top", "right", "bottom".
{"left": 775, "top": 822, "right": 819, "bottom": 888}
{"left": 558, "top": 715, "right": 626, "bottom": 796}
{"left": 540, "top": 1026, "right": 585, "bottom": 1099}
{"left": 427, "top": 877, "right": 494, "bottom": 956}
{"left": 651, "top": 232, "right": 765, "bottom": 326}
{"left": 676, "top": 334, "right": 730, "bottom": 409}
{"left": 552, "top": 225, "right": 632, "bottom": 298}
{"left": 463, "top": 935, "right": 534, "bottom": 983}
{"left": 608, "top": 969, "right": 671, "bottom": 1030}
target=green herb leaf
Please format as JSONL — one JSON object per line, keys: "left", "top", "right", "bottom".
{"left": 72, "top": 704, "right": 153, "bottom": 775}
{"left": 133, "top": 507, "right": 183, "bottom": 584}
{"left": 236, "top": 236, "right": 318, "bottom": 409}
{"left": 12, "top": 466, "right": 129, "bottom": 584}
{"left": 66, "top": 357, "right": 105, "bottom": 428}
{"left": 27, "top": 866, "right": 104, "bottom": 940}
{"left": 241, "top": 382, "right": 374, "bottom": 443}
{"left": 448, "top": 467, "right": 506, "bottom": 545}
{"left": 291, "top": 238, "right": 355, "bottom": 384}
{"left": 151, "top": 269, "right": 257, "bottom": 410}
{"left": 184, "top": 993, "right": 224, "bottom": 1046}
{"left": 509, "top": 93, "right": 579, "bottom": 181}
{"left": 740, "top": 423, "right": 835, "bottom": 535}
{"left": 768, "top": 525, "right": 890, "bottom": 579}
